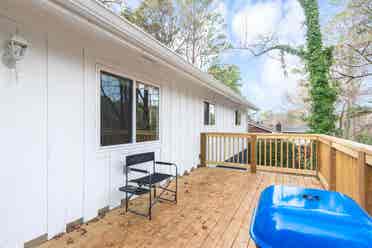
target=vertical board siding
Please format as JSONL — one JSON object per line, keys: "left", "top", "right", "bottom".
{"left": 0, "top": 2, "right": 248, "bottom": 246}
{"left": 47, "top": 32, "right": 85, "bottom": 238}
{"left": 0, "top": 16, "right": 48, "bottom": 247}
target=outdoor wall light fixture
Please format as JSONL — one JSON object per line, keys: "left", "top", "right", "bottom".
{"left": 2, "top": 29, "right": 29, "bottom": 83}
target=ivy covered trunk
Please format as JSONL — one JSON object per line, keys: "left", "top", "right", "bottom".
{"left": 300, "top": 0, "right": 337, "bottom": 134}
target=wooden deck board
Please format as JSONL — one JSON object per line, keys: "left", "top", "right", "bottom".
{"left": 40, "top": 168, "right": 322, "bottom": 248}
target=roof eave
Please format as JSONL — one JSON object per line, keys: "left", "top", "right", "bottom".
{"left": 48, "top": 0, "right": 258, "bottom": 110}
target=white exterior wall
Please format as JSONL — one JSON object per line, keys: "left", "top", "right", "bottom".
{"left": 0, "top": 1, "right": 248, "bottom": 247}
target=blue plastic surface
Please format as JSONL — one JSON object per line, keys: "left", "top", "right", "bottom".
{"left": 250, "top": 185, "right": 372, "bottom": 248}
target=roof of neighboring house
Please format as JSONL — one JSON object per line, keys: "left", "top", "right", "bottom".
{"left": 248, "top": 121, "right": 273, "bottom": 132}
{"left": 282, "top": 125, "right": 310, "bottom": 133}
{"left": 49, "top": 0, "right": 258, "bottom": 110}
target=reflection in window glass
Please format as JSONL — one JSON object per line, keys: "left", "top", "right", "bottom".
{"left": 204, "top": 102, "right": 215, "bottom": 125}
{"left": 100, "top": 71, "right": 133, "bottom": 146}
{"left": 209, "top": 103, "right": 215, "bottom": 125}
{"left": 136, "top": 82, "right": 159, "bottom": 142}
{"left": 235, "top": 110, "right": 241, "bottom": 126}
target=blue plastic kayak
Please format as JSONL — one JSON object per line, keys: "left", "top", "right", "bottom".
{"left": 250, "top": 185, "right": 372, "bottom": 248}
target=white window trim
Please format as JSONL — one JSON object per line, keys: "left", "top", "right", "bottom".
{"left": 96, "top": 63, "right": 161, "bottom": 152}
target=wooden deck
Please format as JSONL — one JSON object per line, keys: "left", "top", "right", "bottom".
{"left": 40, "top": 167, "right": 322, "bottom": 248}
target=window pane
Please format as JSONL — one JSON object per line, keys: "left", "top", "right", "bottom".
{"left": 209, "top": 104, "right": 215, "bottom": 125}
{"left": 136, "top": 82, "right": 159, "bottom": 142}
{"left": 204, "top": 102, "right": 209, "bottom": 125}
{"left": 235, "top": 110, "right": 241, "bottom": 126}
{"left": 100, "top": 71, "right": 133, "bottom": 146}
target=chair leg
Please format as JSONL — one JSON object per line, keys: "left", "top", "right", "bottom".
{"left": 149, "top": 190, "right": 152, "bottom": 220}
{"left": 125, "top": 192, "right": 128, "bottom": 212}
{"left": 175, "top": 176, "right": 178, "bottom": 203}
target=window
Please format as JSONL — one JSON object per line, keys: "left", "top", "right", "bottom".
{"left": 100, "top": 71, "right": 133, "bottom": 146}
{"left": 235, "top": 110, "right": 242, "bottom": 126}
{"left": 136, "top": 82, "right": 160, "bottom": 142}
{"left": 204, "top": 101, "right": 215, "bottom": 125}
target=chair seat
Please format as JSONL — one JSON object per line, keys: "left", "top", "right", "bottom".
{"left": 130, "top": 172, "right": 173, "bottom": 185}
{"left": 119, "top": 185, "right": 150, "bottom": 195}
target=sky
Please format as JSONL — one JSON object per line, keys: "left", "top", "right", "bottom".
{"left": 120, "top": 0, "right": 345, "bottom": 112}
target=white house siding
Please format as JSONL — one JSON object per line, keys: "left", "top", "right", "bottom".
{"left": 0, "top": 1, "right": 248, "bottom": 247}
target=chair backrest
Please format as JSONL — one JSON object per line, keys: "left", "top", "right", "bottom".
{"left": 126, "top": 152, "right": 155, "bottom": 167}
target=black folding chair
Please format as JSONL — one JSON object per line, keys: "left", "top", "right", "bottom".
{"left": 118, "top": 152, "right": 178, "bottom": 220}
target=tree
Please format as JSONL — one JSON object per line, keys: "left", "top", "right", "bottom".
{"left": 208, "top": 64, "right": 242, "bottom": 93}
{"left": 176, "top": 0, "right": 231, "bottom": 69}
{"left": 121, "top": 0, "right": 180, "bottom": 49}
{"left": 327, "top": 0, "right": 372, "bottom": 140}
{"left": 236, "top": 0, "right": 338, "bottom": 134}
{"left": 119, "top": 0, "right": 230, "bottom": 70}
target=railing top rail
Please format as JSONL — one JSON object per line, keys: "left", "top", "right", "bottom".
{"left": 318, "top": 134, "right": 372, "bottom": 156}
{"left": 202, "top": 132, "right": 318, "bottom": 138}
{"left": 201, "top": 132, "right": 372, "bottom": 166}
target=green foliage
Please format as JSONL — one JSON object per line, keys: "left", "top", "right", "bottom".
{"left": 356, "top": 131, "right": 372, "bottom": 145}
{"left": 122, "top": 0, "right": 230, "bottom": 69}
{"left": 122, "top": 0, "right": 179, "bottom": 48}
{"left": 298, "top": 0, "right": 338, "bottom": 134}
{"left": 208, "top": 64, "right": 242, "bottom": 93}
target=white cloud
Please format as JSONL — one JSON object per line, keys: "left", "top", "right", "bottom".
{"left": 234, "top": 0, "right": 306, "bottom": 111}
{"left": 232, "top": 1, "right": 281, "bottom": 45}
{"left": 232, "top": 0, "right": 305, "bottom": 46}
{"left": 215, "top": 1, "right": 228, "bottom": 20}
{"left": 242, "top": 53, "right": 304, "bottom": 111}
{"left": 278, "top": 0, "right": 306, "bottom": 45}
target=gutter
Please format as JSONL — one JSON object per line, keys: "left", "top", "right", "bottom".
{"left": 47, "top": 0, "right": 258, "bottom": 110}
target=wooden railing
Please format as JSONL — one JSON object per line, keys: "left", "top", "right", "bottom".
{"left": 200, "top": 132, "right": 372, "bottom": 214}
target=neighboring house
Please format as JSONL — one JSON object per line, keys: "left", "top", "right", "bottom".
{"left": 280, "top": 124, "right": 310, "bottom": 134}
{"left": 0, "top": 0, "right": 257, "bottom": 247}
{"left": 247, "top": 121, "right": 273, "bottom": 133}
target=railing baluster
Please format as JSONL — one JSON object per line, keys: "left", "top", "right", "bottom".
{"left": 233, "top": 137, "right": 235, "bottom": 163}
{"left": 258, "top": 139, "right": 261, "bottom": 166}
{"left": 286, "top": 138, "right": 289, "bottom": 168}
{"left": 224, "top": 136, "right": 227, "bottom": 163}
{"left": 264, "top": 139, "right": 267, "bottom": 166}
{"left": 292, "top": 139, "right": 295, "bottom": 169}
{"left": 304, "top": 139, "right": 308, "bottom": 170}
{"left": 281, "top": 138, "right": 283, "bottom": 168}
{"left": 219, "top": 136, "right": 222, "bottom": 163}
{"left": 298, "top": 139, "right": 301, "bottom": 169}
{"left": 246, "top": 138, "right": 249, "bottom": 164}
{"left": 275, "top": 139, "right": 278, "bottom": 167}
{"left": 269, "top": 139, "right": 272, "bottom": 167}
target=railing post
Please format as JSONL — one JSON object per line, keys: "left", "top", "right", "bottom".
{"left": 357, "top": 151, "right": 366, "bottom": 208}
{"left": 250, "top": 135, "right": 257, "bottom": 173}
{"left": 200, "top": 133, "right": 206, "bottom": 167}
{"left": 329, "top": 144, "right": 337, "bottom": 191}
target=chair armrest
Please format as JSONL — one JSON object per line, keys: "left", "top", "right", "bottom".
{"left": 155, "top": 161, "right": 178, "bottom": 176}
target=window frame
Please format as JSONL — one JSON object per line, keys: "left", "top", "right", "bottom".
{"left": 96, "top": 64, "right": 161, "bottom": 151}
{"left": 203, "top": 101, "right": 216, "bottom": 126}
